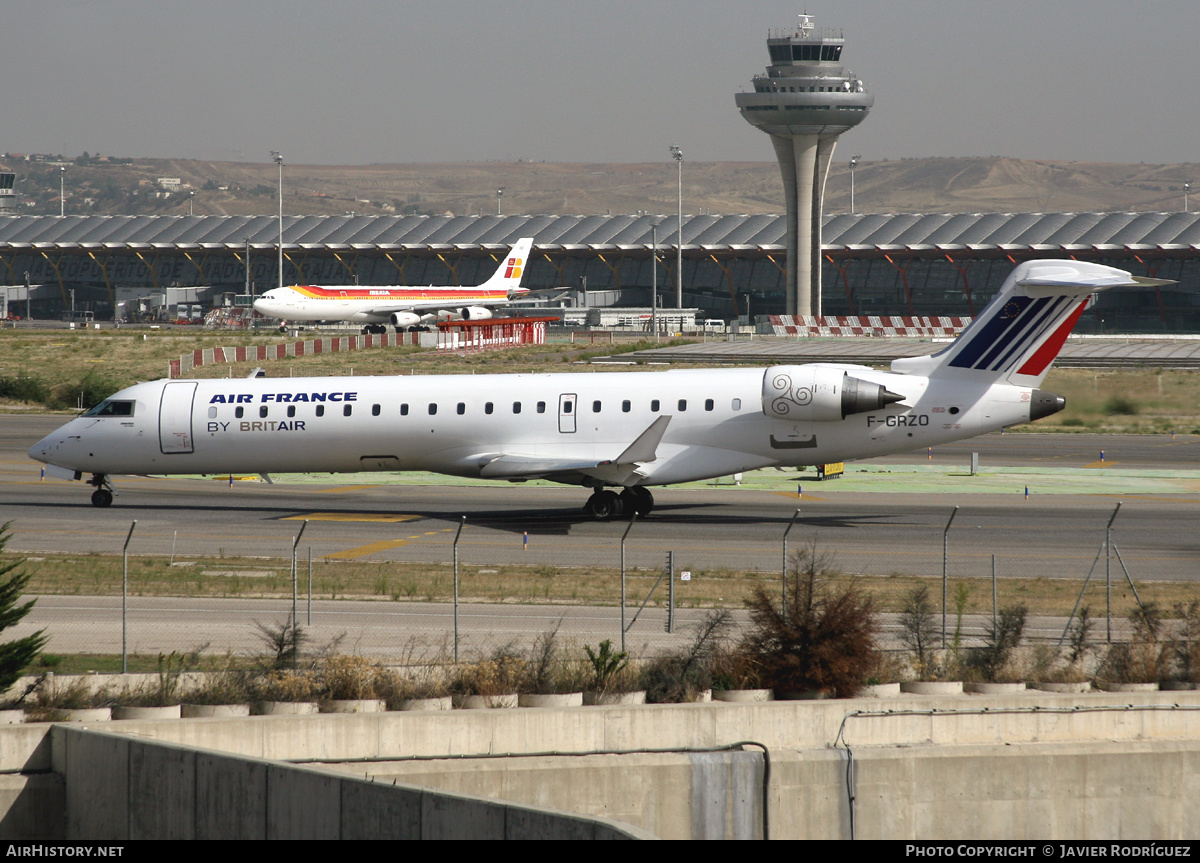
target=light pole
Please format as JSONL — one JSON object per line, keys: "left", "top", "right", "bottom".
{"left": 271, "top": 151, "right": 284, "bottom": 289}
{"left": 669, "top": 145, "right": 683, "bottom": 309}
{"left": 1185, "top": 182, "right": 1191, "bottom": 213}
{"left": 188, "top": 190, "right": 196, "bottom": 216}
{"left": 496, "top": 187, "right": 504, "bottom": 216}
{"left": 650, "top": 219, "right": 663, "bottom": 340}
{"left": 59, "top": 166, "right": 66, "bottom": 217}
{"left": 849, "top": 154, "right": 861, "bottom": 214}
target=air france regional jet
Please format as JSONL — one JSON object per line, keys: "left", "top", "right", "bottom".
{"left": 30, "top": 261, "right": 1158, "bottom": 519}
{"left": 252, "top": 237, "right": 535, "bottom": 334}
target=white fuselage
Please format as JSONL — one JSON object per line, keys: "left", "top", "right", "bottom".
{"left": 251, "top": 286, "right": 515, "bottom": 324}
{"left": 29, "top": 366, "right": 1038, "bottom": 487}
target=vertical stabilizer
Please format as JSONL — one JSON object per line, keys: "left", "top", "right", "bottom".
{"left": 891, "top": 261, "right": 1155, "bottom": 388}
{"left": 480, "top": 237, "right": 534, "bottom": 293}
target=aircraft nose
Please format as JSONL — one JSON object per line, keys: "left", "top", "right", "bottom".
{"left": 28, "top": 434, "right": 53, "bottom": 464}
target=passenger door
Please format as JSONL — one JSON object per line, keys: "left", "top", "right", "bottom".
{"left": 558, "top": 393, "right": 577, "bottom": 434}
{"left": 159, "top": 382, "right": 197, "bottom": 454}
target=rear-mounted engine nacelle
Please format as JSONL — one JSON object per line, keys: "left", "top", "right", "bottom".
{"left": 762, "top": 365, "right": 905, "bottom": 422}
{"left": 389, "top": 311, "right": 421, "bottom": 328}
{"left": 460, "top": 306, "right": 493, "bottom": 321}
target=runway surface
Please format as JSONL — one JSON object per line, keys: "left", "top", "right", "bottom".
{"left": 4, "top": 414, "right": 1199, "bottom": 657}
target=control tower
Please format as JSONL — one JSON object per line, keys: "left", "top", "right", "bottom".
{"left": 735, "top": 14, "right": 872, "bottom": 316}
{"left": 0, "top": 171, "right": 15, "bottom": 215}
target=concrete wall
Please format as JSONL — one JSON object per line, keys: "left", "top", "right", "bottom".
{"left": 26, "top": 691, "right": 1196, "bottom": 766}
{"left": 8, "top": 690, "right": 1200, "bottom": 840}
{"left": 49, "top": 726, "right": 651, "bottom": 840}
{"left": 330, "top": 740, "right": 1200, "bottom": 840}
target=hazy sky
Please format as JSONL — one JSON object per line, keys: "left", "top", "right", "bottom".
{"left": 7, "top": 0, "right": 1199, "bottom": 166}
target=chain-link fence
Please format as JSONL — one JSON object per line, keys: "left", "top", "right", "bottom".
{"left": 18, "top": 498, "right": 1200, "bottom": 671}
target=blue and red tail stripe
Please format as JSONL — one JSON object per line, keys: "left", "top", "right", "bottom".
{"left": 947, "top": 295, "right": 1074, "bottom": 374}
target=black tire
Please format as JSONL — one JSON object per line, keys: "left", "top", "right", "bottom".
{"left": 91, "top": 488, "right": 113, "bottom": 508}
{"left": 585, "top": 490, "right": 622, "bottom": 521}
{"left": 621, "top": 487, "right": 654, "bottom": 516}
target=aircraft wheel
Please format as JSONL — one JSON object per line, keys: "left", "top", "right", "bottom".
{"left": 91, "top": 488, "right": 113, "bottom": 508}
{"left": 620, "top": 487, "right": 654, "bottom": 516}
{"left": 585, "top": 490, "right": 622, "bottom": 521}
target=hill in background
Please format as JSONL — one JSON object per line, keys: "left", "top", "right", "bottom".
{"left": 3, "top": 154, "right": 1196, "bottom": 219}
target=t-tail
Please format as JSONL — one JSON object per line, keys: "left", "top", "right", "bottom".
{"left": 479, "top": 237, "right": 535, "bottom": 295}
{"left": 891, "top": 260, "right": 1171, "bottom": 389}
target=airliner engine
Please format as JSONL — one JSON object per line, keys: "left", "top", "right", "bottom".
{"left": 389, "top": 311, "right": 421, "bottom": 328}
{"left": 460, "top": 306, "right": 493, "bottom": 321}
{"left": 762, "top": 365, "right": 904, "bottom": 422}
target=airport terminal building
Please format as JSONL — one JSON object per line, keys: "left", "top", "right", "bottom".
{"left": 2, "top": 211, "right": 1199, "bottom": 332}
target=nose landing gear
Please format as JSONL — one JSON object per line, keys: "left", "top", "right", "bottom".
{"left": 87, "top": 474, "right": 116, "bottom": 507}
{"left": 583, "top": 486, "right": 654, "bottom": 520}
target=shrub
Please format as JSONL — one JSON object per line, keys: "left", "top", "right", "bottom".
{"left": 1099, "top": 602, "right": 1170, "bottom": 683}
{"left": 452, "top": 646, "right": 525, "bottom": 696}
{"left": 47, "top": 371, "right": 124, "bottom": 411}
{"left": 899, "top": 585, "right": 939, "bottom": 679}
{"left": 319, "top": 654, "right": 385, "bottom": 701}
{"left": 0, "top": 376, "right": 49, "bottom": 405}
{"left": 31, "top": 676, "right": 112, "bottom": 715}
{"left": 643, "top": 610, "right": 731, "bottom": 703}
{"left": 1170, "top": 601, "right": 1200, "bottom": 684}
{"left": 1103, "top": 394, "right": 1139, "bottom": 416}
{"left": 0, "top": 524, "right": 47, "bottom": 694}
{"left": 117, "top": 648, "right": 205, "bottom": 707}
{"left": 739, "top": 543, "right": 878, "bottom": 698}
{"left": 965, "top": 604, "right": 1028, "bottom": 682}
{"left": 522, "top": 629, "right": 588, "bottom": 695}
{"left": 583, "top": 639, "right": 629, "bottom": 693}
{"left": 254, "top": 618, "right": 306, "bottom": 670}
{"left": 249, "top": 670, "right": 318, "bottom": 702}
{"left": 184, "top": 658, "right": 254, "bottom": 706}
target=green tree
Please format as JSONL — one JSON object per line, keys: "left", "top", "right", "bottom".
{"left": 0, "top": 524, "right": 47, "bottom": 692}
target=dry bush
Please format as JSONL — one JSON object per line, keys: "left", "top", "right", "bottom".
{"left": 1171, "top": 601, "right": 1200, "bottom": 684}
{"left": 452, "top": 646, "right": 526, "bottom": 696}
{"left": 319, "top": 654, "right": 386, "bottom": 701}
{"left": 522, "top": 629, "right": 589, "bottom": 695}
{"left": 643, "top": 610, "right": 731, "bottom": 703}
{"left": 740, "top": 543, "right": 878, "bottom": 698}
{"left": 1099, "top": 603, "right": 1171, "bottom": 684}
{"left": 965, "top": 604, "right": 1028, "bottom": 683}
{"left": 249, "top": 670, "right": 319, "bottom": 702}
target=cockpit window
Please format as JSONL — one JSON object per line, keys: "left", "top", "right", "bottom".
{"left": 83, "top": 400, "right": 135, "bottom": 417}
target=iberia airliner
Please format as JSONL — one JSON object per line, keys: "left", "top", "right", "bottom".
{"left": 253, "top": 237, "right": 533, "bottom": 333}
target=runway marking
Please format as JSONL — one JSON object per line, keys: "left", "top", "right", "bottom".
{"left": 326, "top": 527, "right": 456, "bottom": 560}
{"left": 1082, "top": 460, "right": 1119, "bottom": 468}
{"left": 283, "top": 512, "right": 420, "bottom": 523}
{"left": 1092, "top": 495, "right": 1200, "bottom": 504}
{"left": 770, "top": 491, "right": 829, "bottom": 502}
{"left": 325, "top": 539, "right": 412, "bottom": 559}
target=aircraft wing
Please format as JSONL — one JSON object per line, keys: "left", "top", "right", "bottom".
{"left": 476, "top": 416, "right": 672, "bottom": 483}
{"left": 358, "top": 297, "right": 507, "bottom": 316}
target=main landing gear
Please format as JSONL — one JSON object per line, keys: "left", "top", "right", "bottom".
{"left": 583, "top": 487, "right": 654, "bottom": 521}
{"left": 87, "top": 474, "right": 115, "bottom": 508}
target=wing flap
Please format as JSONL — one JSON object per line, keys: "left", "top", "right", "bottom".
{"left": 476, "top": 416, "right": 673, "bottom": 481}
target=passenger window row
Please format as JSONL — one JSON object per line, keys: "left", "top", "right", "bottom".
{"left": 214, "top": 397, "right": 743, "bottom": 420}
